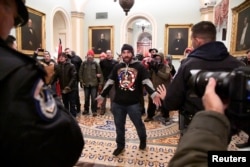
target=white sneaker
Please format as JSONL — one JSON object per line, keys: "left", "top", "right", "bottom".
{"left": 237, "top": 147, "right": 250, "bottom": 151}
{"left": 172, "top": 115, "right": 179, "bottom": 122}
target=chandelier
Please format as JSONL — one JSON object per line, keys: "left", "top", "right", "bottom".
{"left": 114, "top": 0, "right": 135, "bottom": 16}
{"left": 136, "top": 20, "right": 150, "bottom": 32}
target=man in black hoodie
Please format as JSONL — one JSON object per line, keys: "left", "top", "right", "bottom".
{"left": 96, "top": 44, "right": 161, "bottom": 156}
{"left": 164, "top": 21, "right": 244, "bottom": 135}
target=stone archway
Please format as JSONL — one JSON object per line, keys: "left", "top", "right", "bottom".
{"left": 51, "top": 8, "right": 71, "bottom": 60}
{"left": 137, "top": 32, "right": 152, "bottom": 56}
{"left": 120, "top": 12, "right": 157, "bottom": 52}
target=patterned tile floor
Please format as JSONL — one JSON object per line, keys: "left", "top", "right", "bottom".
{"left": 75, "top": 110, "right": 249, "bottom": 167}
{"left": 75, "top": 109, "right": 179, "bottom": 167}
{"left": 74, "top": 91, "right": 249, "bottom": 167}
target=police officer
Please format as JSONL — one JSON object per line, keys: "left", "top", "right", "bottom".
{"left": 0, "top": 1, "right": 84, "bottom": 166}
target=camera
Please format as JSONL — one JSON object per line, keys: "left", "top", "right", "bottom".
{"left": 38, "top": 48, "right": 44, "bottom": 52}
{"left": 189, "top": 66, "right": 250, "bottom": 119}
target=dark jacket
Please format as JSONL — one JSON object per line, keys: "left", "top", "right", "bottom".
{"left": 68, "top": 52, "right": 82, "bottom": 82}
{"left": 0, "top": 38, "right": 84, "bottom": 167}
{"left": 168, "top": 111, "right": 230, "bottom": 167}
{"left": 165, "top": 41, "right": 244, "bottom": 114}
{"left": 101, "top": 60, "right": 157, "bottom": 105}
{"left": 99, "top": 58, "right": 118, "bottom": 81}
{"left": 53, "top": 59, "right": 78, "bottom": 92}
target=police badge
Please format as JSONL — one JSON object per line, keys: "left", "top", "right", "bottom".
{"left": 33, "top": 79, "right": 58, "bottom": 121}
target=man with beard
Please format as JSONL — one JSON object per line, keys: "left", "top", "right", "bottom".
{"left": 21, "top": 18, "right": 40, "bottom": 50}
{"left": 96, "top": 44, "right": 161, "bottom": 156}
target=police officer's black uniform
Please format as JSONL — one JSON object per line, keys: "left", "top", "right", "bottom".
{"left": 0, "top": 38, "right": 84, "bottom": 166}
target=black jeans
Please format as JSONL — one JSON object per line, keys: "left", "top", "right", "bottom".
{"left": 62, "top": 90, "right": 77, "bottom": 117}
{"left": 75, "top": 84, "right": 81, "bottom": 113}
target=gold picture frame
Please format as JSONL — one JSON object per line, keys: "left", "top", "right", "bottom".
{"left": 88, "top": 26, "right": 114, "bottom": 57}
{"left": 230, "top": 0, "right": 250, "bottom": 56}
{"left": 16, "top": 7, "right": 46, "bottom": 55}
{"left": 164, "top": 24, "right": 193, "bottom": 59}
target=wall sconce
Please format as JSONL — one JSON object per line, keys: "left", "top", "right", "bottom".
{"left": 117, "top": 0, "right": 134, "bottom": 16}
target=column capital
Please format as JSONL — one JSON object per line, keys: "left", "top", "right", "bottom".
{"left": 71, "top": 11, "right": 85, "bottom": 18}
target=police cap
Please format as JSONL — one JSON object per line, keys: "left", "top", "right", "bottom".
{"left": 14, "top": 0, "right": 29, "bottom": 27}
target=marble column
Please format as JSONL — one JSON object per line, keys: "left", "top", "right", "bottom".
{"left": 71, "top": 11, "right": 85, "bottom": 58}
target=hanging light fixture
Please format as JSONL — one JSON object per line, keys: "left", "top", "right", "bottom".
{"left": 119, "top": 0, "right": 134, "bottom": 16}
{"left": 136, "top": 20, "right": 150, "bottom": 32}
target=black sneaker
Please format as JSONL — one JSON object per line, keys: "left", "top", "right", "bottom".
{"left": 82, "top": 110, "right": 89, "bottom": 115}
{"left": 139, "top": 141, "right": 146, "bottom": 150}
{"left": 100, "top": 110, "right": 105, "bottom": 115}
{"left": 162, "top": 117, "right": 171, "bottom": 126}
{"left": 144, "top": 117, "right": 153, "bottom": 122}
{"left": 112, "top": 147, "right": 124, "bottom": 156}
{"left": 92, "top": 112, "right": 97, "bottom": 117}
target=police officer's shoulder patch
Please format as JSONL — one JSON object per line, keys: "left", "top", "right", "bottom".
{"left": 33, "top": 79, "right": 58, "bottom": 121}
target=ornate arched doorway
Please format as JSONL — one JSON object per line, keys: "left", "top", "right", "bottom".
{"left": 137, "top": 31, "right": 152, "bottom": 56}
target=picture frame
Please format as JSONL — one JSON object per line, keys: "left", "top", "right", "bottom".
{"left": 164, "top": 24, "right": 193, "bottom": 59}
{"left": 88, "top": 26, "right": 114, "bottom": 57}
{"left": 16, "top": 7, "right": 46, "bottom": 55}
{"left": 230, "top": 0, "right": 250, "bottom": 56}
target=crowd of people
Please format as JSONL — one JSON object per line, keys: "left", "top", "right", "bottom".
{"left": 1, "top": 0, "right": 250, "bottom": 166}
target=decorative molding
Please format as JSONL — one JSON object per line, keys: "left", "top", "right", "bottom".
{"left": 200, "top": 6, "right": 214, "bottom": 14}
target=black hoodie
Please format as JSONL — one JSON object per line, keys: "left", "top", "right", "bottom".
{"left": 164, "top": 41, "right": 245, "bottom": 115}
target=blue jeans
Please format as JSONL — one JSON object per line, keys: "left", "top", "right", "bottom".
{"left": 83, "top": 86, "right": 97, "bottom": 113}
{"left": 112, "top": 102, "right": 147, "bottom": 148}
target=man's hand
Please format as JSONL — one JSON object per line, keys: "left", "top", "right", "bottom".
{"left": 96, "top": 95, "right": 104, "bottom": 108}
{"left": 157, "top": 84, "right": 166, "bottom": 100}
{"left": 202, "top": 78, "right": 227, "bottom": 114}
{"left": 152, "top": 92, "right": 162, "bottom": 107}
{"left": 62, "top": 86, "right": 71, "bottom": 94}
{"left": 96, "top": 73, "right": 101, "bottom": 78}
